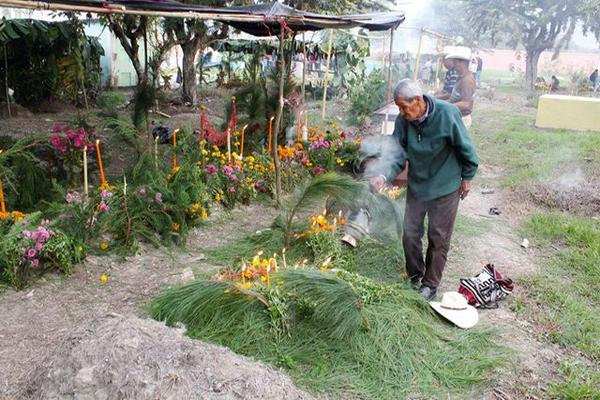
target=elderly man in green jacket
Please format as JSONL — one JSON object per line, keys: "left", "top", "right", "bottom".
{"left": 370, "top": 79, "right": 479, "bottom": 300}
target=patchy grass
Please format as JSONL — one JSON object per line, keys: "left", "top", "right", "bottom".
{"left": 473, "top": 109, "right": 600, "bottom": 190}
{"left": 521, "top": 213, "right": 600, "bottom": 397}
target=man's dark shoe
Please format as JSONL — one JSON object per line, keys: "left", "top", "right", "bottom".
{"left": 418, "top": 285, "right": 437, "bottom": 301}
{"left": 410, "top": 278, "right": 421, "bottom": 290}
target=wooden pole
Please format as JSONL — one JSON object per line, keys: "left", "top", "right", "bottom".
{"left": 321, "top": 30, "right": 334, "bottom": 120}
{"left": 413, "top": 28, "right": 424, "bottom": 81}
{"left": 386, "top": 27, "right": 395, "bottom": 102}
{"left": 3, "top": 44, "right": 11, "bottom": 118}
{"left": 301, "top": 32, "right": 307, "bottom": 107}
{"left": 301, "top": 32, "right": 308, "bottom": 139}
{"left": 272, "top": 27, "right": 285, "bottom": 207}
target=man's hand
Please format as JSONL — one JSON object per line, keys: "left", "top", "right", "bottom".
{"left": 369, "top": 175, "right": 386, "bottom": 193}
{"left": 459, "top": 179, "right": 471, "bottom": 200}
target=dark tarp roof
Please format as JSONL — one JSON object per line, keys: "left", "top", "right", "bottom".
{"left": 16, "top": 0, "right": 404, "bottom": 35}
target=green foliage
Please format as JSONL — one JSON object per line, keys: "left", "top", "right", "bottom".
{"left": 0, "top": 137, "right": 55, "bottom": 211}
{"left": 132, "top": 82, "right": 156, "bottom": 132}
{"left": 348, "top": 68, "right": 386, "bottom": 126}
{"left": 0, "top": 19, "right": 103, "bottom": 108}
{"left": 306, "top": 230, "right": 354, "bottom": 270}
{"left": 0, "top": 213, "right": 79, "bottom": 288}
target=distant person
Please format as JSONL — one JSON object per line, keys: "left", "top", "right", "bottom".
{"left": 590, "top": 69, "right": 599, "bottom": 92}
{"left": 475, "top": 54, "right": 483, "bottom": 87}
{"left": 446, "top": 47, "right": 477, "bottom": 128}
{"left": 434, "top": 57, "right": 458, "bottom": 100}
{"left": 550, "top": 75, "right": 560, "bottom": 92}
{"left": 420, "top": 59, "right": 433, "bottom": 84}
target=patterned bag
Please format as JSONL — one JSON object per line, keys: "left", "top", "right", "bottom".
{"left": 458, "top": 264, "right": 514, "bottom": 309}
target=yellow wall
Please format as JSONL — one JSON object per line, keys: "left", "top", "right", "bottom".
{"left": 536, "top": 95, "right": 600, "bottom": 132}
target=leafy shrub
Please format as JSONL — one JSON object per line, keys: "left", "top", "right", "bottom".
{"left": 0, "top": 212, "right": 80, "bottom": 288}
{"left": 348, "top": 68, "right": 386, "bottom": 126}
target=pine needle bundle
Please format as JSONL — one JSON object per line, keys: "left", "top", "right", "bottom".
{"left": 150, "top": 280, "right": 271, "bottom": 346}
{"left": 278, "top": 269, "right": 364, "bottom": 339}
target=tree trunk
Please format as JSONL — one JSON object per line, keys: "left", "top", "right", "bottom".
{"left": 525, "top": 48, "right": 542, "bottom": 91}
{"left": 181, "top": 42, "right": 198, "bottom": 105}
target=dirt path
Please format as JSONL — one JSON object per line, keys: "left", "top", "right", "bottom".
{"left": 441, "top": 169, "right": 566, "bottom": 399}
{"left": 0, "top": 204, "right": 278, "bottom": 400}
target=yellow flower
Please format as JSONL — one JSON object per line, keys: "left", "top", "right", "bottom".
{"left": 99, "top": 242, "right": 109, "bottom": 251}
{"left": 276, "top": 279, "right": 284, "bottom": 286}
{"left": 201, "top": 149, "right": 209, "bottom": 156}
{"left": 172, "top": 223, "right": 180, "bottom": 232}
{"left": 99, "top": 274, "right": 109, "bottom": 283}
{"left": 200, "top": 208, "right": 208, "bottom": 220}
{"left": 261, "top": 276, "right": 267, "bottom": 282}
{"left": 77, "top": 245, "right": 84, "bottom": 253}
{"left": 171, "top": 166, "right": 181, "bottom": 175}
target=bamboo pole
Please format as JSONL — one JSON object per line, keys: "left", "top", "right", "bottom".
{"left": 321, "top": 30, "right": 334, "bottom": 120}
{"left": 301, "top": 31, "right": 308, "bottom": 137}
{"left": 412, "top": 28, "right": 424, "bottom": 81}
{"left": 434, "top": 40, "right": 441, "bottom": 89}
{"left": 386, "top": 27, "right": 395, "bottom": 102}
{"left": 272, "top": 27, "right": 285, "bottom": 207}
{"left": 0, "top": 0, "right": 370, "bottom": 27}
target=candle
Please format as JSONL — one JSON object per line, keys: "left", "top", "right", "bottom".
{"left": 268, "top": 116, "right": 274, "bottom": 153}
{"left": 282, "top": 248, "right": 287, "bottom": 270}
{"left": 240, "top": 124, "right": 248, "bottom": 158}
{"left": 241, "top": 263, "right": 247, "bottom": 285}
{"left": 0, "top": 150, "right": 5, "bottom": 213}
{"left": 123, "top": 175, "right": 127, "bottom": 196}
{"left": 266, "top": 263, "right": 271, "bottom": 287}
{"left": 83, "top": 146, "right": 89, "bottom": 198}
{"left": 226, "top": 129, "right": 231, "bottom": 162}
{"left": 95, "top": 140, "right": 107, "bottom": 186}
{"left": 172, "top": 129, "right": 178, "bottom": 169}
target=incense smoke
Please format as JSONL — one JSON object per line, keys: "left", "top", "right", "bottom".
{"left": 360, "top": 135, "right": 406, "bottom": 182}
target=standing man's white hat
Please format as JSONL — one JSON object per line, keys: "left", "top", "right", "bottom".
{"left": 445, "top": 46, "right": 472, "bottom": 61}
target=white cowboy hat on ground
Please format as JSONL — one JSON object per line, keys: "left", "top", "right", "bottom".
{"left": 445, "top": 46, "right": 472, "bottom": 61}
{"left": 430, "top": 291, "right": 479, "bottom": 329}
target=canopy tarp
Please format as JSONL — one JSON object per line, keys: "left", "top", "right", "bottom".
{"left": 0, "top": 0, "right": 405, "bottom": 35}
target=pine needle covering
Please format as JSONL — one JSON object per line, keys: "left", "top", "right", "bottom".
{"left": 278, "top": 269, "right": 364, "bottom": 339}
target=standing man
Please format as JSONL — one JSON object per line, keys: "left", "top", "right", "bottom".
{"left": 475, "top": 53, "right": 483, "bottom": 87}
{"left": 589, "top": 69, "right": 598, "bottom": 92}
{"left": 446, "top": 47, "right": 476, "bottom": 129}
{"left": 434, "top": 51, "right": 459, "bottom": 100}
{"left": 369, "top": 79, "right": 479, "bottom": 300}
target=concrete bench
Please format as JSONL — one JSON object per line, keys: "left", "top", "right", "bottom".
{"left": 536, "top": 94, "right": 600, "bottom": 132}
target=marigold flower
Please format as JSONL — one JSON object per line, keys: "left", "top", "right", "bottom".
{"left": 99, "top": 242, "right": 109, "bottom": 251}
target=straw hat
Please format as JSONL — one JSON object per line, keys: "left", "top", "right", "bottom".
{"left": 441, "top": 45, "right": 457, "bottom": 56}
{"left": 445, "top": 46, "right": 472, "bottom": 61}
{"left": 430, "top": 292, "right": 479, "bottom": 329}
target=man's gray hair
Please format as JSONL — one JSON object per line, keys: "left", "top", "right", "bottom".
{"left": 393, "top": 79, "right": 423, "bottom": 101}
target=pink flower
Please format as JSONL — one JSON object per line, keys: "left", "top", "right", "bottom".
{"left": 138, "top": 188, "right": 147, "bottom": 196}
{"left": 73, "top": 135, "right": 83, "bottom": 148}
{"left": 23, "top": 230, "right": 32, "bottom": 239}
{"left": 66, "top": 130, "right": 77, "bottom": 140}
{"left": 205, "top": 164, "right": 218, "bottom": 175}
{"left": 66, "top": 192, "right": 81, "bottom": 204}
{"left": 36, "top": 227, "right": 50, "bottom": 242}
{"left": 27, "top": 249, "right": 37, "bottom": 258}
{"left": 229, "top": 187, "right": 236, "bottom": 193}
{"left": 99, "top": 202, "right": 110, "bottom": 212}
{"left": 34, "top": 242, "right": 43, "bottom": 251}
{"left": 314, "top": 166, "right": 326, "bottom": 175}
{"left": 101, "top": 190, "right": 113, "bottom": 199}
{"left": 155, "top": 192, "right": 163, "bottom": 203}
{"left": 31, "top": 259, "right": 40, "bottom": 268}
{"left": 50, "top": 135, "right": 67, "bottom": 153}
{"left": 228, "top": 174, "right": 238, "bottom": 182}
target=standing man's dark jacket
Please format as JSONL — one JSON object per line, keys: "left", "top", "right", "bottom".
{"left": 385, "top": 96, "right": 479, "bottom": 201}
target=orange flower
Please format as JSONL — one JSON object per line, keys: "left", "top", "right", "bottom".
{"left": 172, "top": 223, "right": 180, "bottom": 232}
{"left": 99, "top": 242, "right": 109, "bottom": 251}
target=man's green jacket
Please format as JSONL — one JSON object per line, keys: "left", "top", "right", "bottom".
{"left": 387, "top": 96, "right": 479, "bottom": 201}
